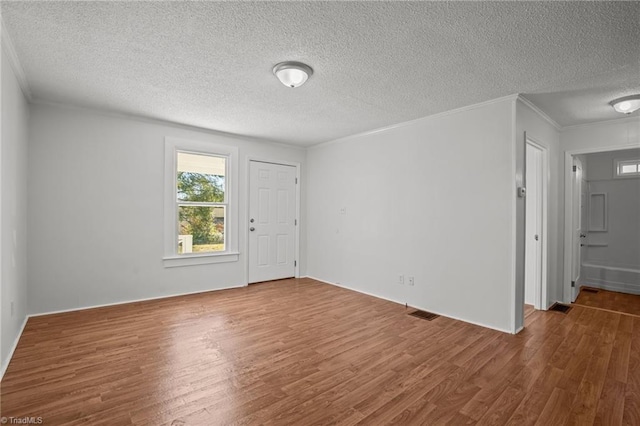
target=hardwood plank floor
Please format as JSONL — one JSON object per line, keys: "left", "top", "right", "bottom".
{"left": 1, "top": 278, "right": 638, "bottom": 425}
{"left": 574, "top": 287, "right": 640, "bottom": 317}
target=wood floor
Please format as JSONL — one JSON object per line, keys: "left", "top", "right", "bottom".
{"left": 1, "top": 278, "right": 639, "bottom": 425}
{"left": 574, "top": 287, "right": 640, "bottom": 317}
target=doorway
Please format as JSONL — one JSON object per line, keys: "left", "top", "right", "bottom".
{"left": 563, "top": 145, "right": 639, "bottom": 304}
{"left": 524, "top": 139, "right": 548, "bottom": 311}
{"left": 248, "top": 160, "right": 299, "bottom": 284}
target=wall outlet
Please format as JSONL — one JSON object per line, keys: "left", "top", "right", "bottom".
{"left": 408, "top": 276, "right": 415, "bottom": 286}
{"left": 398, "top": 274, "right": 404, "bottom": 285}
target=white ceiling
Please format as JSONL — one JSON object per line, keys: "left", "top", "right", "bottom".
{"left": 2, "top": 1, "right": 639, "bottom": 146}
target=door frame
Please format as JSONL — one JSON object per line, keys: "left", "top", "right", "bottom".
{"left": 245, "top": 158, "right": 301, "bottom": 285}
{"left": 562, "top": 144, "right": 637, "bottom": 303}
{"left": 525, "top": 138, "right": 548, "bottom": 310}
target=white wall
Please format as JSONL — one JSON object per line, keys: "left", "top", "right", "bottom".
{"left": 307, "top": 98, "right": 516, "bottom": 332}
{"left": 515, "top": 100, "right": 561, "bottom": 321}
{"left": 583, "top": 148, "right": 640, "bottom": 269}
{"left": 559, "top": 117, "right": 640, "bottom": 301}
{"left": 27, "top": 103, "right": 306, "bottom": 315}
{"left": 1, "top": 48, "right": 30, "bottom": 375}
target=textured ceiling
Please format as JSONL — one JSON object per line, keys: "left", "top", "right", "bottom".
{"left": 2, "top": 1, "right": 639, "bottom": 146}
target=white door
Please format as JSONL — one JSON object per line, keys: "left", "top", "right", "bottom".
{"left": 248, "top": 161, "right": 297, "bottom": 283}
{"left": 525, "top": 144, "right": 543, "bottom": 307}
{"left": 571, "top": 157, "right": 584, "bottom": 301}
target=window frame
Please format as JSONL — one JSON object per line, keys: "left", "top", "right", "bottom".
{"left": 614, "top": 158, "right": 640, "bottom": 178}
{"left": 163, "top": 137, "right": 239, "bottom": 268}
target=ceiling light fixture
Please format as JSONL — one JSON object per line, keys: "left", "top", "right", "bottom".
{"left": 273, "top": 61, "right": 313, "bottom": 88}
{"left": 610, "top": 95, "right": 640, "bottom": 114}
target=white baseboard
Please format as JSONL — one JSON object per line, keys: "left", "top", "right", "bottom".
{"left": 1, "top": 315, "right": 28, "bottom": 381}
{"left": 581, "top": 281, "right": 640, "bottom": 296}
{"left": 305, "top": 275, "right": 512, "bottom": 334}
{"left": 29, "top": 284, "right": 246, "bottom": 318}
{"left": 581, "top": 263, "right": 640, "bottom": 296}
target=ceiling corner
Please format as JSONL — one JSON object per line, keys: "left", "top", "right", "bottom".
{"left": 1, "top": 18, "right": 33, "bottom": 101}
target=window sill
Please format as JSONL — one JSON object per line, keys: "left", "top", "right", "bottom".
{"left": 163, "top": 252, "right": 239, "bottom": 268}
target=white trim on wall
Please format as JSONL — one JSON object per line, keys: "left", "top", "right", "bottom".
{"left": 305, "top": 276, "right": 513, "bottom": 334}
{"left": 518, "top": 96, "right": 561, "bottom": 131}
{"left": 309, "top": 94, "right": 521, "bottom": 150}
{"left": 560, "top": 115, "right": 640, "bottom": 133}
{"left": 526, "top": 136, "right": 550, "bottom": 311}
{"left": 0, "top": 316, "right": 27, "bottom": 381}
{"left": 30, "top": 98, "right": 303, "bottom": 151}
{"left": 163, "top": 136, "right": 240, "bottom": 267}
{"left": 509, "top": 98, "right": 518, "bottom": 334}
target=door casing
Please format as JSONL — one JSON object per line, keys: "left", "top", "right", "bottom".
{"left": 524, "top": 138, "right": 548, "bottom": 311}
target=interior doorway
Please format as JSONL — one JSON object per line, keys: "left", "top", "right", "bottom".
{"left": 524, "top": 138, "right": 548, "bottom": 311}
{"left": 563, "top": 145, "right": 639, "bottom": 304}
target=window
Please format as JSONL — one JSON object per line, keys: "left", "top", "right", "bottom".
{"left": 616, "top": 159, "right": 640, "bottom": 177}
{"left": 177, "top": 152, "right": 227, "bottom": 254}
{"left": 164, "top": 137, "right": 238, "bottom": 267}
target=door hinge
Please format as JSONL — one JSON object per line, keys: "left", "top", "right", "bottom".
{"left": 572, "top": 165, "right": 577, "bottom": 172}
{"left": 295, "top": 219, "right": 297, "bottom": 226}
{"left": 294, "top": 260, "right": 297, "bottom": 267}
{"left": 295, "top": 177, "right": 298, "bottom": 184}
{"left": 571, "top": 281, "right": 575, "bottom": 288}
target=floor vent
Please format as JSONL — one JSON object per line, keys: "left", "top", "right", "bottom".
{"left": 582, "top": 288, "right": 599, "bottom": 294}
{"left": 409, "top": 310, "right": 440, "bottom": 321}
{"left": 549, "top": 303, "right": 572, "bottom": 314}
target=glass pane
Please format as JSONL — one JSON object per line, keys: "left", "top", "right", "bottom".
{"left": 178, "top": 206, "right": 225, "bottom": 253}
{"left": 177, "top": 152, "right": 225, "bottom": 202}
{"left": 620, "top": 164, "right": 638, "bottom": 174}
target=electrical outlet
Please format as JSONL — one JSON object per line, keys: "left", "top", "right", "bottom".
{"left": 398, "top": 274, "right": 404, "bottom": 285}
{"left": 408, "top": 276, "right": 415, "bottom": 286}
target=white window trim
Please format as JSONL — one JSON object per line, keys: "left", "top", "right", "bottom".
{"left": 163, "top": 137, "right": 239, "bottom": 268}
{"left": 614, "top": 158, "right": 640, "bottom": 178}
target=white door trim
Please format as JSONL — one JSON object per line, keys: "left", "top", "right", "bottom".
{"left": 245, "top": 158, "right": 301, "bottom": 285}
{"left": 525, "top": 137, "right": 549, "bottom": 311}
{"left": 562, "top": 144, "right": 638, "bottom": 303}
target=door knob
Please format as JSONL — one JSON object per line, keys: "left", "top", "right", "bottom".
{"left": 250, "top": 227, "right": 255, "bottom": 232}
{"left": 580, "top": 234, "right": 586, "bottom": 238}
{"left": 250, "top": 218, "right": 255, "bottom": 223}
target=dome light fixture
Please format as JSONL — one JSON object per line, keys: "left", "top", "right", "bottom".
{"left": 273, "top": 61, "right": 313, "bottom": 88}
{"left": 610, "top": 95, "right": 640, "bottom": 114}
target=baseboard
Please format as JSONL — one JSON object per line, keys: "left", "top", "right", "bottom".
{"left": 305, "top": 276, "right": 512, "bottom": 334}
{"left": 1, "top": 315, "right": 28, "bottom": 381}
{"left": 581, "top": 281, "right": 640, "bottom": 296}
{"left": 29, "top": 284, "right": 247, "bottom": 318}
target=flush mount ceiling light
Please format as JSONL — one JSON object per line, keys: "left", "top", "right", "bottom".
{"left": 273, "top": 61, "right": 313, "bottom": 88}
{"left": 610, "top": 95, "right": 640, "bottom": 114}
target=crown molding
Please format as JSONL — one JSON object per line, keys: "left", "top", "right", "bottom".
{"left": 516, "top": 95, "right": 561, "bottom": 131}
{"left": 1, "top": 18, "right": 32, "bottom": 101}
{"left": 560, "top": 115, "right": 640, "bottom": 132}
{"left": 310, "top": 93, "right": 520, "bottom": 149}
{"left": 30, "top": 98, "right": 306, "bottom": 151}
